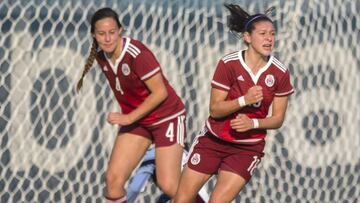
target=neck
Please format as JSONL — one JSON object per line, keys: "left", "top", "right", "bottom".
{"left": 244, "top": 49, "right": 268, "bottom": 74}
{"left": 106, "top": 38, "right": 123, "bottom": 64}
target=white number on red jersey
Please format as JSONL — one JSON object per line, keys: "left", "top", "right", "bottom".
{"left": 165, "top": 122, "right": 174, "bottom": 142}
{"left": 252, "top": 101, "right": 261, "bottom": 108}
{"left": 115, "top": 77, "right": 124, "bottom": 94}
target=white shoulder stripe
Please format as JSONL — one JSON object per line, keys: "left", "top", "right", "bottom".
{"left": 211, "top": 80, "right": 230, "bottom": 90}
{"left": 126, "top": 50, "right": 136, "bottom": 58}
{"left": 141, "top": 67, "right": 161, "bottom": 80}
{"left": 224, "top": 56, "right": 239, "bottom": 64}
{"left": 222, "top": 52, "right": 238, "bottom": 61}
{"left": 129, "top": 43, "right": 141, "bottom": 54}
{"left": 127, "top": 46, "right": 140, "bottom": 58}
{"left": 272, "top": 58, "right": 287, "bottom": 72}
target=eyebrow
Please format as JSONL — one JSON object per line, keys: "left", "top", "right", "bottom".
{"left": 256, "top": 29, "right": 275, "bottom": 32}
{"left": 95, "top": 29, "right": 117, "bottom": 32}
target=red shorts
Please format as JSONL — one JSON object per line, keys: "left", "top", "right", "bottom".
{"left": 119, "top": 114, "right": 186, "bottom": 147}
{"left": 187, "top": 128, "right": 265, "bottom": 182}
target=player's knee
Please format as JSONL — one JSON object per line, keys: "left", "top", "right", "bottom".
{"left": 105, "top": 169, "right": 126, "bottom": 190}
{"left": 156, "top": 176, "right": 178, "bottom": 197}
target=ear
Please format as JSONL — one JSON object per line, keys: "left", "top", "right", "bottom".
{"left": 118, "top": 27, "right": 123, "bottom": 35}
{"left": 243, "top": 32, "right": 251, "bottom": 44}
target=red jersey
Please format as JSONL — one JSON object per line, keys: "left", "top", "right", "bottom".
{"left": 206, "top": 50, "right": 294, "bottom": 144}
{"left": 96, "top": 37, "right": 185, "bottom": 126}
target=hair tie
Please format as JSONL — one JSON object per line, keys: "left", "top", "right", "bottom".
{"left": 244, "top": 14, "right": 268, "bottom": 31}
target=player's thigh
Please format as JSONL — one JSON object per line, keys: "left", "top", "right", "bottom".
{"left": 210, "top": 170, "right": 246, "bottom": 203}
{"left": 152, "top": 114, "right": 186, "bottom": 180}
{"left": 175, "top": 165, "right": 211, "bottom": 202}
{"left": 107, "top": 132, "right": 152, "bottom": 180}
{"left": 155, "top": 142, "right": 183, "bottom": 184}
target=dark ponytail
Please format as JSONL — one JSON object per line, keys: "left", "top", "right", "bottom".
{"left": 224, "top": 4, "right": 250, "bottom": 33}
{"left": 224, "top": 3, "right": 274, "bottom": 34}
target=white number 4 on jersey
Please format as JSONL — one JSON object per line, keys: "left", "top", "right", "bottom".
{"left": 165, "top": 122, "right": 174, "bottom": 142}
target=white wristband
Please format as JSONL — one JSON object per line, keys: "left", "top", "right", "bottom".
{"left": 252, "top": 119, "right": 259, "bottom": 129}
{"left": 238, "top": 96, "right": 246, "bottom": 107}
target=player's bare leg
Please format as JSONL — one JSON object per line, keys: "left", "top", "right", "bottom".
{"left": 105, "top": 133, "right": 151, "bottom": 201}
{"left": 155, "top": 143, "right": 183, "bottom": 197}
{"left": 209, "top": 170, "right": 246, "bottom": 203}
{"left": 173, "top": 166, "right": 211, "bottom": 203}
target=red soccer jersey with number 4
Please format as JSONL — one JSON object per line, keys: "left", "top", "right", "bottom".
{"left": 96, "top": 37, "right": 185, "bottom": 126}
{"left": 206, "top": 50, "right": 294, "bottom": 144}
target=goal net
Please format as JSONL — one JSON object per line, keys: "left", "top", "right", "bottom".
{"left": 1, "top": 0, "right": 359, "bottom": 202}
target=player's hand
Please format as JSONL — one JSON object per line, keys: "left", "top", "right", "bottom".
{"left": 244, "top": 86, "right": 263, "bottom": 105}
{"left": 230, "top": 114, "right": 253, "bottom": 132}
{"left": 107, "top": 112, "right": 133, "bottom": 126}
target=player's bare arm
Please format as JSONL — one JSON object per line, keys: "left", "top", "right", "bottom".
{"left": 107, "top": 72, "right": 168, "bottom": 126}
{"left": 230, "top": 114, "right": 254, "bottom": 132}
{"left": 256, "top": 96, "right": 288, "bottom": 129}
{"left": 230, "top": 96, "right": 288, "bottom": 132}
{"left": 209, "top": 85, "right": 263, "bottom": 119}
{"left": 209, "top": 88, "right": 236, "bottom": 118}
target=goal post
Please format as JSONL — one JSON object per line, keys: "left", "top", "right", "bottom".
{"left": 0, "top": 0, "right": 359, "bottom": 202}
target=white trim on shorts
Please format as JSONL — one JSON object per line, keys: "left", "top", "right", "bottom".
{"left": 150, "top": 109, "right": 186, "bottom": 126}
{"left": 176, "top": 114, "right": 186, "bottom": 146}
{"left": 186, "top": 125, "right": 208, "bottom": 163}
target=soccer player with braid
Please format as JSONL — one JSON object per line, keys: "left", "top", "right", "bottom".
{"left": 174, "top": 4, "right": 294, "bottom": 203}
{"left": 77, "top": 8, "right": 187, "bottom": 203}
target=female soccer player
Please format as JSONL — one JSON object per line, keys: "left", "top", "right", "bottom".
{"left": 174, "top": 4, "right": 294, "bottom": 203}
{"left": 77, "top": 8, "right": 186, "bottom": 203}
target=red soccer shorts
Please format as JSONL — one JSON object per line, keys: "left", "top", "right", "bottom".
{"left": 119, "top": 114, "right": 186, "bottom": 147}
{"left": 187, "top": 129, "right": 265, "bottom": 182}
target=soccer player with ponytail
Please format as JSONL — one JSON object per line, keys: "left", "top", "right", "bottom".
{"left": 174, "top": 4, "right": 294, "bottom": 203}
{"left": 77, "top": 8, "right": 186, "bottom": 203}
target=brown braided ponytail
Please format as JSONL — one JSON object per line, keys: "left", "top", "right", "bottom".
{"left": 76, "top": 39, "right": 98, "bottom": 92}
{"left": 76, "top": 7, "right": 122, "bottom": 92}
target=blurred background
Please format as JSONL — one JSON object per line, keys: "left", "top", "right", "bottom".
{"left": 0, "top": 0, "right": 359, "bottom": 202}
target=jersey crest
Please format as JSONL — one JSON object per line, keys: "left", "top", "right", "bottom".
{"left": 121, "top": 63, "right": 131, "bottom": 76}
{"left": 190, "top": 153, "right": 201, "bottom": 165}
{"left": 265, "top": 74, "right": 275, "bottom": 87}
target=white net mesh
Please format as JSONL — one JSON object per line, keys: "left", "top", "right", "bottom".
{"left": 1, "top": 0, "right": 359, "bottom": 202}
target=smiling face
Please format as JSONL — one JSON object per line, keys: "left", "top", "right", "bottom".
{"left": 93, "top": 17, "right": 121, "bottom": 54}
{"left": 244, "top": 21, "right": 275, "bottom": 57}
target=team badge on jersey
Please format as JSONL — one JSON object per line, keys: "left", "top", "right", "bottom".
{"left": 190, "top": 153, "right": 201, "bottom": 165}
{"left": 122, "top": 64, "right": 131, "bottom": 76}
{"left": 265, "top": 74, "right": 275, "bottom": 87}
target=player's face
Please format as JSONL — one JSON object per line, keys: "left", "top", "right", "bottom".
{"left": 94, "top": 17, "right": 121, "bottom": 54}
{"left": 247, "top": 21, "right": 275, "bottom": 56}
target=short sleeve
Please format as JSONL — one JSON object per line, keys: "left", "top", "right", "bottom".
{"left": 133, "top": 50, "right": 161, "bottom": 81}
{"left": 211, "top": 60, "right": 233, "bottom": 91}
{"left": 275, "top": 70, "right": 294, "bottom": 96}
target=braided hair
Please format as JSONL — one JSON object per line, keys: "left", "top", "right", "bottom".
{"left": 76, "top": 7, "right": 122, "bottom": 92}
